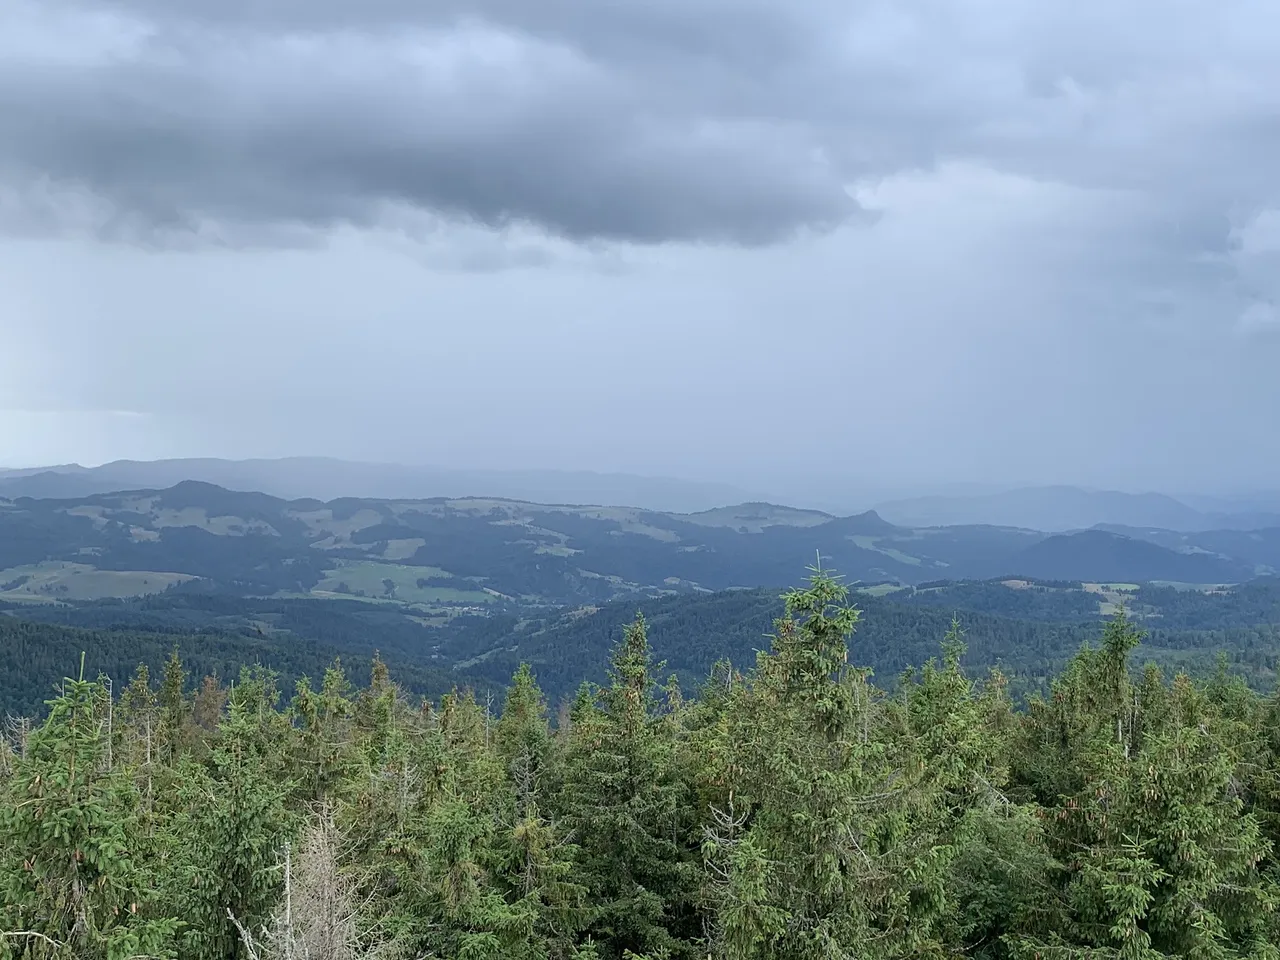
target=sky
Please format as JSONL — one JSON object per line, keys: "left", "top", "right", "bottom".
{"left": 2, "top": 0, "right": 1279, "bottom": 501}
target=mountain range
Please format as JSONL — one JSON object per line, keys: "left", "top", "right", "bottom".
{"left": 1, "top": 480, "right": 1277, "bottom": 616}
{"left": 0, "top": 458, "right": 758, "bottom": 514}
{"left": 5, "top": 458, "right": 1279, "bottom": 533}
{"left": 6, "top": 467, "right": 1280, "bottom": 714}
{"left": 875, "top": 485, "right": 1280, "bottom": 532}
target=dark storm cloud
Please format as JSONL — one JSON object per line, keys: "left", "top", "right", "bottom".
{"left": 0, "top": 0, "right": 865, "bottom": 245}
{"left": 4, "top": 0, "right": 1279, "bottom": 251}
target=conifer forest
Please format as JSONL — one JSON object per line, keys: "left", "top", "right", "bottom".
{"left": 4, "top": 568, "right": 1280, "bottom": 959}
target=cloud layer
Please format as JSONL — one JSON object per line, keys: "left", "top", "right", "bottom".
{"left": 2, "top": 0, "right": 1275, "bottom": 252}
{"left": 2, "top": 0, "right": 1280, "bottom": 497}
{"left": 1, "top": 0, "right": 867, "bottom": 244}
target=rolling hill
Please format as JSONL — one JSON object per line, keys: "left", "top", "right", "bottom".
{"left": 1094, "top": 524, "right": 1280, "bottom": 572}
{"left": 0, "top": 612, "right": 490, "bottom": 719}
{"left": 3, "top": 470, "right": 1280, "bottom": 714}
{"left": 1006, "top": 529, "right": 1251, "bottom": 583}
{"left": 0, "top": 482, "right": 1275, "bottom": 616}
{"left": 8, "top": 575, "right": 1280, "bottom": 715}
{"left": 876, "top": 485, "right": 1280, "bottom": 532}
{"left": 0, "top": 457, "right": 759, "bottom": 513}
{"left": 374, "top": 581, "right": 1280, "bottom": 702}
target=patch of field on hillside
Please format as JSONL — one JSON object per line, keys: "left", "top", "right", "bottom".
{"left": 857, "top": 583, "right": 908, "bottom": 597}
{"left": 382, "top": 538, "right": 426, "bottom": 560}
{"left": 456, "top": 501, "right": 683, "bottom": 542}
{"left": 66, "top": 497, "right": 280, "bottom": 537}
{"left": 150, "top": 507, "right": 279, "bottom": 536}
{"left": 849, "top": 535, "right": 923, "bottom": 566}
{"left": 438, "top": 498, "right": 524, "bottom": 515}
{"left": 685, "top": 503, "right": 831, "bottom": 532}
{"left": 533, "top": 543, "right": 581, "bottom": 557}
{"left": 494, "top": 520, "right": 573, "bottom": 548}
{"left": 408, "top": 614, "right": 452, "bottom": 628}
{"left": 0, "top": 562, "right": 197, "bottom": 602}
{"left": 62, "top": 505, "right": 110, "bottom": 529}
{"left": 1082, "top": 582, "right": 1140, "bottom": 616}
{"left": 312, "top": 560, "right": 494, "bottom": 605}
{"left": 544, "top": 507, "right": 680, "bottom": 541}
{"left": 112, "top": 495, "right": 159, "bottom": 516}
{"left": 288, "top": 507, "right": 384, "bottom": 542}
{"left": 1148, "top": 581, "right": 1235, "bottom": 592}
{"left": 396, "top": 499, "right": 683, "bottom": 541}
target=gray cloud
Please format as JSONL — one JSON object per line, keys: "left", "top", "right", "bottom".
{"left": 0, "top": 0, "right": 863, "bottom": 245}
{"left": 3, "top": 0, "right": 1274, "bottom": 249}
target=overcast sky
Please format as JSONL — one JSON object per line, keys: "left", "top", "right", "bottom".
{"left": 2, "top": 0, "right": 1279, "bottom": 500}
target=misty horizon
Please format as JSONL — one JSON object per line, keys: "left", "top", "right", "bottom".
{"left": 5, "top": 456, "right": 1280, "bottom": 525}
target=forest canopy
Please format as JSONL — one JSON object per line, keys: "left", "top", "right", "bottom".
{"left": 2, "top": 567, "right": 1279, "bottom": 959}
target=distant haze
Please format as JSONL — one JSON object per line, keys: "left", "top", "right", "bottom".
{"left": 875, "top": 485, "right": 1280, "bottom": 533}
{"left": 5, "top": 458, "right": 1280, "bottom": 534}
{"left": 0, "top": 457, "right": 763, "bottom": 514}
{"left": 3, "top": 0, "right": 1280, "bottom": 494}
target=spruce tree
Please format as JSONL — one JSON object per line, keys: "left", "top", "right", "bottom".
{"left": 489, "top": 666, "right": 592, "bottom": 959}
{"left": 288, "top": 662, "right": 360, "bottom": 805}
{"left": 157, "top": 698, "right": 295, "bottom": 960}
{"left": 156, "top": 648, "right": 189, "bottom": 765}
{"left": 556, "top": 614, "right": 700, "bottom": 959}
{"left": 1014, "top": 612, "right": 1279, "bottom": 958}
{"left": 0, "top": 666, "right": 178, "bottom": 959}
{"left": 702, "top": 568, "right": 962, "bottom": 959}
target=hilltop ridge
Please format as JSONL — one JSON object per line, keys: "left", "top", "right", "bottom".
{"left": 0, "top": 481, "right": 1272, "bottom": 612}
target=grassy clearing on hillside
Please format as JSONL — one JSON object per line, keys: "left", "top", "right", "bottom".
{"left": 63, "top": 505, "right": 111, "bottom": 529}
{"left": 151, "top": 507, "right": 279, "bottom": 536}
{"left": 0, "top": 562, "right": 196, "bottom": 602}
{"left": 534, "top": 544, "right": 581, "bottom": 557}
{"left": 1148, "top": 581, "right": 1236, "bottom": 592}
{"left": 684, "top": 504, "right": 831, "bottom": 532}
{"left": 562, "top": 510, "right": 679, "bottom": 541}
{"left": 312, "top": 560, "right": 494, "bottom": 605}
{"left": 288, "top": 507, "right": 384, "bottom": 541}
{"left": 441, "top": 500, "right": 680, "bottom": 540}
{"left": 849, "top": 536, "right": 923, "bottom": 566}
{"left": 1083, "top": 582, "right": 1141, "bottom": 617}
{"left": 857, "top": 583, "right": 909, "bottom": 598}
{"left": 382, "top": 538, "right": 426, "bottom": 560}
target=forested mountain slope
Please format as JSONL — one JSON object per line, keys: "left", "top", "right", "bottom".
{"left": 0, "top": 481, "right": 1272, "bottom": 612}
{"left": 3, "top": 570, "right": 1280, "bottom": 959}
{"left": 0, "top": 615, "right": 486, "bottom": 718}
{"left": 7, "top": 574, "right": 1280, "bottom": 715}
{"left": 435, "top": 589, "right": 1102, "bottom": 699}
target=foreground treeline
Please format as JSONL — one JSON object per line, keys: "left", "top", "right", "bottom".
{"left": 4, "top": 571, "right": 1280, "bottom": 959}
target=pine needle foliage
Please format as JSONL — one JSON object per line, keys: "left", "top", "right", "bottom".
{"left": 2, "top": 569, "right": 1278, "bottom": 958}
